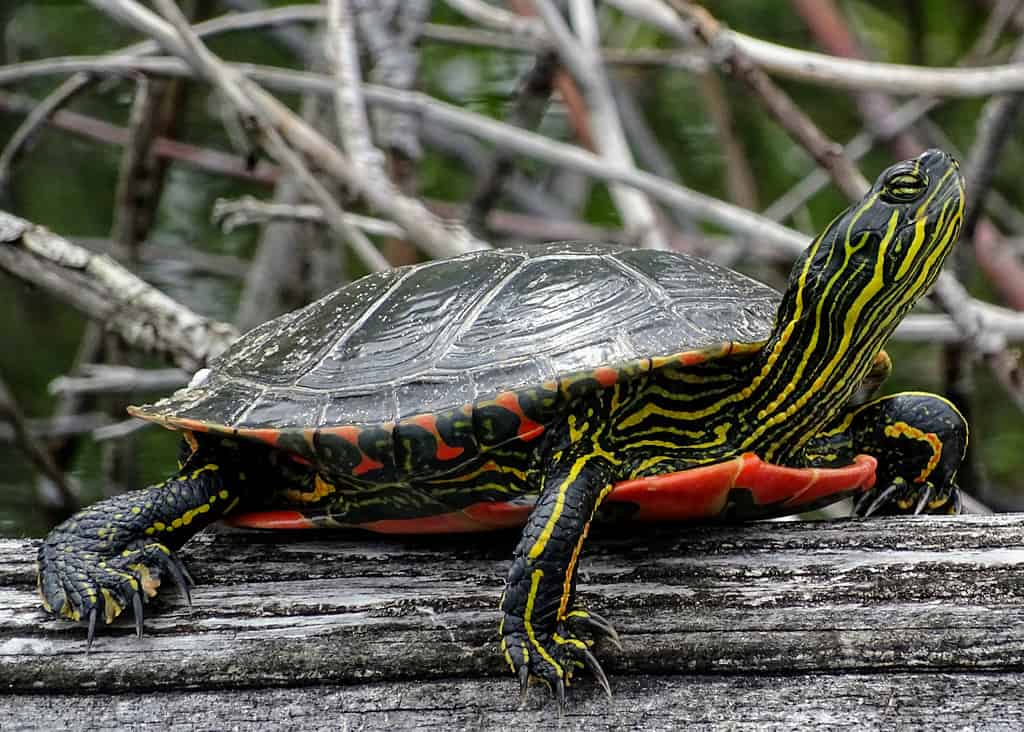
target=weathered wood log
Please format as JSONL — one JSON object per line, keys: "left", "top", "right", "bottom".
{"left": 3, "top": 515, "right": 1024, "bottom": 729}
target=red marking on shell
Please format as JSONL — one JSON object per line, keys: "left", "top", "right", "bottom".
{"left": 165, "top": 416, "right": 211, "bottom": 434}
{"left": 226, "top": 510, "right": 316, "bottom": 529}
{"left": 321, "top": 425, "right": 361, "bottom": 445}
{"left": 408, "top": 414, "right": 465, "bottom": 461}
{"left": 353, "top": 454, "right": 384, "bottom": 475}
{"left": 593, "top": 367, "right": 618, "bottom": 387}
{"left": 320, "top": 425, "right": 383, "bottom": 475}
{"left": 289, "top": 453, "right": 313, "bottom": 467}
{"left": 608, "top": 453, "right": 877, "bottom": 521}
{"left": 679, "top": 350, "right": 709, "bottom": 367}
{"left": 494, "top": 391, "right": 545, "bottom": 441}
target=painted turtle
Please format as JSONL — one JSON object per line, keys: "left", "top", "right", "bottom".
{"left": 38, "top": 149, "right": 967, "bottom": 707}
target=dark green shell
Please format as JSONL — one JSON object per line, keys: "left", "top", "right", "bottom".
{"left": 134, "top": 242, "right": 780, "bottom": 468}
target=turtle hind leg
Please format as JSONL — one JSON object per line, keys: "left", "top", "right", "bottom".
{"left": 37, "top": 435, "right": 253, "bottom": 642}
{"left": 842, "top": 392, "right": 967, "bottom": 516}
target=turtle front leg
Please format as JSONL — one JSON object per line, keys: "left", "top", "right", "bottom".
{"left": 37, "top": 435, "right": 251, "bottom": 644}
{"left": 500, "top": 443, "right": 619, "bottom": 708}
{"left": 810, "top": 393, "right": 967, "bottom": 516}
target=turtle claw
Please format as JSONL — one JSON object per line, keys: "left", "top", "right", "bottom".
{"left": 565, "top": 608, "right": 623, "bottom": 651}
{"left": 38, "top": 535, "right": 192, "bottom": 645}
{"left": 132, "top": 590, "right": 145, "bottom": 639}
{"left": 86, "top": 607, "right": 97, "bottom": 653}
{"left": 858, "top": 482, "right": 899, "bottom": 517}
{"left": 501, "top": 607, "right": 617, "bottom": 710}
{"left": 913, "top": 483, "right": 934, "bottom": 515}
{"left": 518, "top": 665, "right": 530, "bottom": 708}
{"left": 155, "top": 549, "right": 194, "bottom": 607}
{"left": 581, "top": 646, "right": 613, "bottom": 701}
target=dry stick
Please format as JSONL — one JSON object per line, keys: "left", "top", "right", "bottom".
{"left": 0, "top": 210, "right": 239, "bottom": 370}
{"left": 0, "top": 376, "right": 79, "bottom": 510}
{"left": 111, "top": 0, "right": 488, "bottom": 260}
{"left": 536, "top": 0, "right": 669, "bottom": 249}
{"left": 0, "top": 88, "right": 278, "bottom": 185}
{"left": 354, "top": 0, "right": 432, "bottom": 266}
{"left": 0, "top": 53, "right": 997, "bottom": 270}
{"left": 762, "top": 0, "right": 1024, "bottom": 225}
{"left": 963, "top": 38, "right": 1024, "bottom": 241}
{"left": 326, "top": 0, "right": 386, "bottom": 174}
{"left": 49, "top": 365, "right": 190, "bottom": 397}
{"left": 675, "top": 1, "right": 869, "bottom": 200}
{"left": 606, "top": 0, "right": 1024, "bottom": 95}
{"left": 0, "top": 5, "right": 325, "bottom": 195}
{"left": 424, "top": 21, "right": 710, "bottom": 72}
{"left": 7, "top": 56, "right": 1024, "bottom": 344}
{"left": 146, "top": 0, "right": 387, "bottom": 273}
{"left": 444, "top": 0, "right": 549, "bottom": 42}
{"left": 467, "top": 50, "right": 560, "bottom": 234}
{"left": 0, "top": 413, "right": 115, "bottom": 445}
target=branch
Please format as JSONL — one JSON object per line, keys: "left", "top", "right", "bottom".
{"left": 536, "top": 0, "right": 668, "bottom": 248}
{"left": 605, "top": 0, "right": 1024, "bottom": 96}
{"left": 0, "top": 210, "right": 238, "bottom": 370}
{"left": 87, "top": 0, "right": 486, "bottom": 262}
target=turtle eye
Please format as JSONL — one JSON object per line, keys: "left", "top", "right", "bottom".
{"left": 881, "top": 170, "right": 928, "bottom": 203}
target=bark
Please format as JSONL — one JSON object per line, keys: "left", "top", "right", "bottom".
{"left": 2, "top": 514, "right": 1024, "bottom": 728}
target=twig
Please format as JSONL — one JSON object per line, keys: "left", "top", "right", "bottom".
{"left": 142, "top": 0, "right": 389, "bottom": 273}
{"left": 49, "top": 365, "right": 190, "bottom": 396}
{"left": 0, "top": 375, "right": 79, "bottom": 510}
{"left": 0, "top": 5, "right": 325, "bottom": 196}
{"left": 0, "top": 90, "right": 279, "bottom": 185}
{"left": 0, "top": 210, "right": 238, "bottom": 370}
{"left": 326, "top": 0, "right": 386, "bottom": 173}
{"left": 536, "top": 0, "right": 668, "bottom": 249}
{"left": 111, "top": 0, "right": 487, "bottom": 260}
{"left": 675, "top": 1, "right": 869, "bottom": 200}
{"left": 214, "top": 196, "right": 405, "bottom": 239}
{"left": 356, "top": 0, "right": 430, "bottom": 163}
{"left": 467, "top": 50, "right": 559, "bottom": 233}
{"left": 605, "top": 0, "right": 1024, "bottom": 96}
{"left": 962, "top": 38, "right": 1024, "bottom": 239}
{"left": 0, "top": 413, "right": 115, "bottom": 444}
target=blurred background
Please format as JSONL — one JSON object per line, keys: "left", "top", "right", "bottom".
{"left": 2, "top": 0, "right": 1023, "bottom": 538}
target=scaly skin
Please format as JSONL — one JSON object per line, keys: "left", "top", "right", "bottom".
{"left": 37, "top": 436, "right": 255, "bottom": 641}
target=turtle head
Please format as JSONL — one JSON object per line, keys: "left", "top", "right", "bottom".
{"left": 747, "top": 150, "right": 964, "bottom": 460}
{"left": 778, "top": 148, "right": 964, "bottom": 346}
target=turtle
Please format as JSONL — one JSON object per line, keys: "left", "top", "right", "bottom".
{"left": 38, "top": 149, "right": 967, "bottom": 708}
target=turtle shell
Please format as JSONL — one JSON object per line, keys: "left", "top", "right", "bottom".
{"left": 132, "top": 242, "right": 781, "bottom": 479}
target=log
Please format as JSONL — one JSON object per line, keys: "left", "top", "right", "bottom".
{"left": 2, "top": 514, "right": 1024, "bottom": 729}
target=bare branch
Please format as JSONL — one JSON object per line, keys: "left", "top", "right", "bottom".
{"left": 49, "top": 366, "right": 190, "bottom": 397}
{"left": 606, "top": 0, "right": 1024, "bottom": 96}
{"left": 536, "top": 0, "right": 668, "bottom": 248}
{"left": 0, "top": 376, "right": 79, "bottom": 509}
{"left": 0, "top": 210, "right": 238, "bottom": 370}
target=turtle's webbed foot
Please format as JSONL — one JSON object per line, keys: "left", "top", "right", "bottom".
{"left": 501, "top": 607, "right": 617, "bottom": 712}
{"left": 855, "top": 476, "right": 961, "bottom": 517}
{"left": 38, "top": 532, "right": 193, "bottom": 646}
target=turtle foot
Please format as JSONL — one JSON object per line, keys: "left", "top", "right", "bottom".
{"left": 38, "top": 531, "right": 193, "bottom": 647}
{"left": 500, "top": 608, "right": 617, "bottom": 713}
{"left": 855, "top": 477, "right": 961, "bottom": 517}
